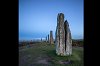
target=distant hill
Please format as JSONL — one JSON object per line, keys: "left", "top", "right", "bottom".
{"left": 72, "top": 39, "right": 83, "bottom": 47}
{"left": 72, "top": 39, "right": 83, "bottom": 41}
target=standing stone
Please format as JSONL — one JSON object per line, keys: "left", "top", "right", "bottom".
{"left": 46, "top": 36, "right": 47, "bottom": 42}
{"left": 29, "top": 40, "right": 32, "bottom": 46}
{"left": 48, "top": 34, "right": 49, "bottom": 43}
{"left": 55, "top": 13, "right": 72, "bottom": 56}
{"left": 50, "top": 31, "right": 54, "bottom": 44}
{"left": 41, "top": 38, "right": 42, "bottom": 42}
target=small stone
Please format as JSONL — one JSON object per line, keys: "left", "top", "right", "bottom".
{"left": 50, "top": 31, "right": 54, "bottom": 44}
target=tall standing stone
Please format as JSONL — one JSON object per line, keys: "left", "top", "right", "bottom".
{"left": 50, "top": 31, "right": 54, "bottom": 44}
{"left": 55, "top": 13, "right": 72, "bottom": 56}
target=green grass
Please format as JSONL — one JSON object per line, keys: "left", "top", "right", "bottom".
{"left": 19, "top": 42, "right": 83, "bottom": 66}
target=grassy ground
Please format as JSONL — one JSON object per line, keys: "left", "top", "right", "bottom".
{"left": 19, "top": 42, "right": 83, "bottom": 66}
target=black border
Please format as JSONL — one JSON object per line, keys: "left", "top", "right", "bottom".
{"left": 2, "top": 0, "right": 98, "bottom": 66}
{"left": 2, "top": 0, "right": 18, "bottom": 66}
{"left": 84, "top": 0, "right": 99, "bottom": 66}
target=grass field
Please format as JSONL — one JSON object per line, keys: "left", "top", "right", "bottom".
{"left": 19, "top": 42, "right": 83, "bottom": 66}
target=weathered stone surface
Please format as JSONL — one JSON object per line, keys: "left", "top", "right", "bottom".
{"left": 50, "top": 31, "right": 54, "bottom": 44}
{"left": 55, "top": 13, "right": 72, "bottom": 56}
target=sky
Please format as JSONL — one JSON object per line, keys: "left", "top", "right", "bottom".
{"left": 19, "top": 0, "right": 84, "bottom": 40}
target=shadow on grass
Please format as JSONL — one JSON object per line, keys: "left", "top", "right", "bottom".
{"left": 46, "top": 49, "right": 73, "bottom": 65}
{"left": 45, "top": 47, "right": 83, "bottom": 66}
